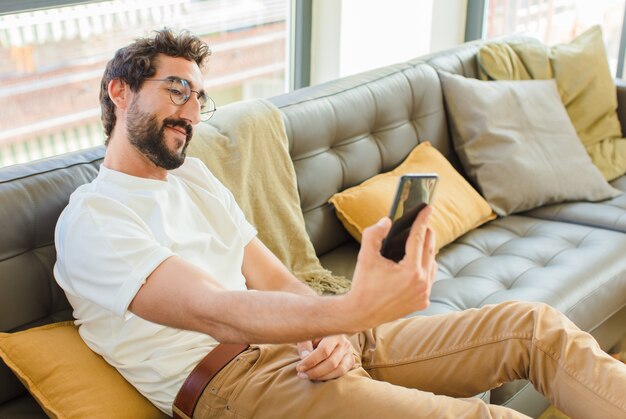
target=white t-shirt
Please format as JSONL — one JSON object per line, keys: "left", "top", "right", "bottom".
{"left": 54, "top": 157, "right": 257, "bottom": 415}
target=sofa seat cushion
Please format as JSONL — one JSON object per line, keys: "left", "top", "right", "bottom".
{"left": 319, "top": 241, "right": 360, "bottom": 279}
{"left": 320, "top": 215, "right": 626, "bottom": 336}
{"left": 415, "top": 216, "right": 626, "bottom": 334}
{"left": 524, "top": 175, "right": 626, "bottom": 233}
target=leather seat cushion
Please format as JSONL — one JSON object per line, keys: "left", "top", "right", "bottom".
{"left": 321, "top": 215, "right": 626, "bottom": 335}
{"left": 524, "top": 175, "right": 626, "bottom": 233}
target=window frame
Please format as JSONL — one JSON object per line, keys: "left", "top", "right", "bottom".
{"left": 465, "top": 0, "right": 487, "bottom": 42}
{"left": 0, "top": 1, "right": 98, "bottom": 15}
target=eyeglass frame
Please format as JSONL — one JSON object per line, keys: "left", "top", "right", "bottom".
{"left": 143, "top": 77, "right": 216, "bottom": 121}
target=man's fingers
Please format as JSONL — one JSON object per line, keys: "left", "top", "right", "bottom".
{"left": 429, "top": 259, "right": 438, "bottom": 286}
{"left": 359, "top": 217, "right": 391, "bottom": 257}
{"left": 401, "top": 205, "right": 433, "bottom": 267}
{"left": 315, "top": 351, "right": 355, "bottom": 381}
{"left": 422, "top": 227, "right": 436, "bottom": 269}
{"left": 296, "top": 337, "right": 340, "bottom": 374}
{"left": 298, "top": 340, "right": 350, "bottom": 380}
{"left": 297, "top": 341, "right": 314, "bottom": 359}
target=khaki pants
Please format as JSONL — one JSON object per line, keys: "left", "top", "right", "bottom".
{"left": 186, "top": 302, "right": 626, "bottom": 418}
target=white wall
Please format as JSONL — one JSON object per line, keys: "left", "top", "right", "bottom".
{"left": 430, "top": 0, "right": 467, "bottom": 53}
{"left": 310, "top": 0, "right": 467, "bottom": 85}
{"left": 310, "top": 0, "right": 342, "bottom": 85}
{"left": 338, "top": 0, "right": 433, "bottom": 77}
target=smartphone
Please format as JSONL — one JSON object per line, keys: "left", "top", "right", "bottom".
{"left": 380, "top": 173, "right": 439, "bottom": 262}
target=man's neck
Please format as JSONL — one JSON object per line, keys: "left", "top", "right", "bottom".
{"left": 103, "top": 134, "right": 169, "bottom": 181}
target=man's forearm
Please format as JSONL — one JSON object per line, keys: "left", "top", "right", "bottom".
{"left": 276, "top": 275, "right": 320, "bottom": 297}
{"left": 242, "top": 237, "right": 322, "bottom": 298}
{"left": 190, "top": 288, "right": 357, "bottom": 343}
{"left": 130, "top": 255, "right": 363, "bottom": 344}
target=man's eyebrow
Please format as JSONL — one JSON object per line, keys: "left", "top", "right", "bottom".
{"left": 175, "top": 75, "right": 205, "bottom": 93}
{"left": 163, "top": 75, "right": 195, "bottom": 86}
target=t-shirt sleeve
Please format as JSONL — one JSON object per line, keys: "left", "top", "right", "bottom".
{"left": 54, "top": 194, "right": 174, "bottom": 317}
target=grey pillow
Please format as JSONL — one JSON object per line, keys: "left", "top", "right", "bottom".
{"left": 439, "top": 72, "right": 620, "bottom": 215}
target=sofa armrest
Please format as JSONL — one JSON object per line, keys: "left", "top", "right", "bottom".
{"left": 615, "top": 78, "right": 626, "bottom": 136}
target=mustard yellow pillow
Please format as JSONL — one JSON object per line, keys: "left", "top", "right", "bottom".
{"left": 0, "top": 321, "right": 167, "bottom": 419}
{"left": 478, "top": 26, "right": 626, "bottom": 181}
{"left": 329, "top": 142, "right": 496, "bottom": 250}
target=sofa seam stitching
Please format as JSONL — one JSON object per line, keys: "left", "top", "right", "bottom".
{"left": 0, "top": 156, "right": 103, "bottom": 185}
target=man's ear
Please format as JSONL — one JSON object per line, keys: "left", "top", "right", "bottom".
{"left": 108, "top": 78, "right": 130, "bottom": 110}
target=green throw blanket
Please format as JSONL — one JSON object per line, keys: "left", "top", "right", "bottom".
{"left": 187, "top": 98, "right": 351, "bottom": 295}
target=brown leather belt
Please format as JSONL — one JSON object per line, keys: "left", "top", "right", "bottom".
{"left": 173, "top": 343, "right": 249, "bottom": 419}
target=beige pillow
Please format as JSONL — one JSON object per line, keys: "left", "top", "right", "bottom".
{"left": 439, "top": 72, "right": 620, "bottom": 216}
{"left": 329, "top": 141, "right": 496, "bottom": 251}
{"left": 478, "top": 25, "right": 626, "bottom": 181}
{"left": 0, "top": 322, "right": 167, "bottom": 418}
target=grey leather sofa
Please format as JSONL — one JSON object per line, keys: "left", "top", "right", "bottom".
{"left": 2, "top": 38, "right": 626, "bottom": 418}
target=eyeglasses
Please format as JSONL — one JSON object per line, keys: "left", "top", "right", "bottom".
{"left": 144, "top": 77, "right": 216, "bottom": 121}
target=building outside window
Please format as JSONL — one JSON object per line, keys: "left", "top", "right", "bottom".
{"left": 0, "top": 0, "right": 289, "bottom": 168}
{"left": 483, "top": 0, "right": 626, "bottom": 73}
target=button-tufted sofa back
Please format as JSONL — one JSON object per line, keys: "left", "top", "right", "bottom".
{"left": 268, "top": 62, "right": 451, "bottom": 255}
{"left": 418, "top": 40, "right": 483, "bottom": 78}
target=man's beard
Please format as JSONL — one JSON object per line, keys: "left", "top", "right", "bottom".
{"left": 126, "top": 102, "right": 193, "bottom": 171}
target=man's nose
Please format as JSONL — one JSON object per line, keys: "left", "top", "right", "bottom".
{"left": 179, "top": 96, "right": 201, "bottom": 125}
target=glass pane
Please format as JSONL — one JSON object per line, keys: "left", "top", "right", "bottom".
{"left": 484, "top": 0, "right": 625, "bottom": 74}
{"left": 0, "top": 0, "right": 289, "bottom": 168}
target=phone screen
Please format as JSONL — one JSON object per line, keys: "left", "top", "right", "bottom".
{"left": 380, "top": 174, "right": 438, "bottom": 262}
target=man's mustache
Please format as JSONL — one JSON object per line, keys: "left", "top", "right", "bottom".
{"left": 163, "top": 118, "right": 193, "bottom": 140}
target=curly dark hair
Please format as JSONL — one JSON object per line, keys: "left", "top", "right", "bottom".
{"left": 99, "top": 28, "right": 211, "bottom": 145}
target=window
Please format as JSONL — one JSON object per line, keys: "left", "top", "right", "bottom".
{"left": 0, "top": 0, "right": 289, "bottom": 168}
{"left": 310, "top": 0, "right": 438, "bottom": 84}
{"left": 482, "top": 0, "right": 626, "bottom": 74}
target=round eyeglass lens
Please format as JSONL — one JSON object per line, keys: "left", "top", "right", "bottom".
{"left": 200, "top": 97, "right": 216, "bottom": 121}
{"left": 168, "top": 78, "right": 190, "bottom": 105}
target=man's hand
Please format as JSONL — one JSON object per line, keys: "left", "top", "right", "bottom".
{"left": 347, "top": 205, "right": 437, "bottom": 328}
{"left": 295, "top": 335, "right": 355, "bottom": 381}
